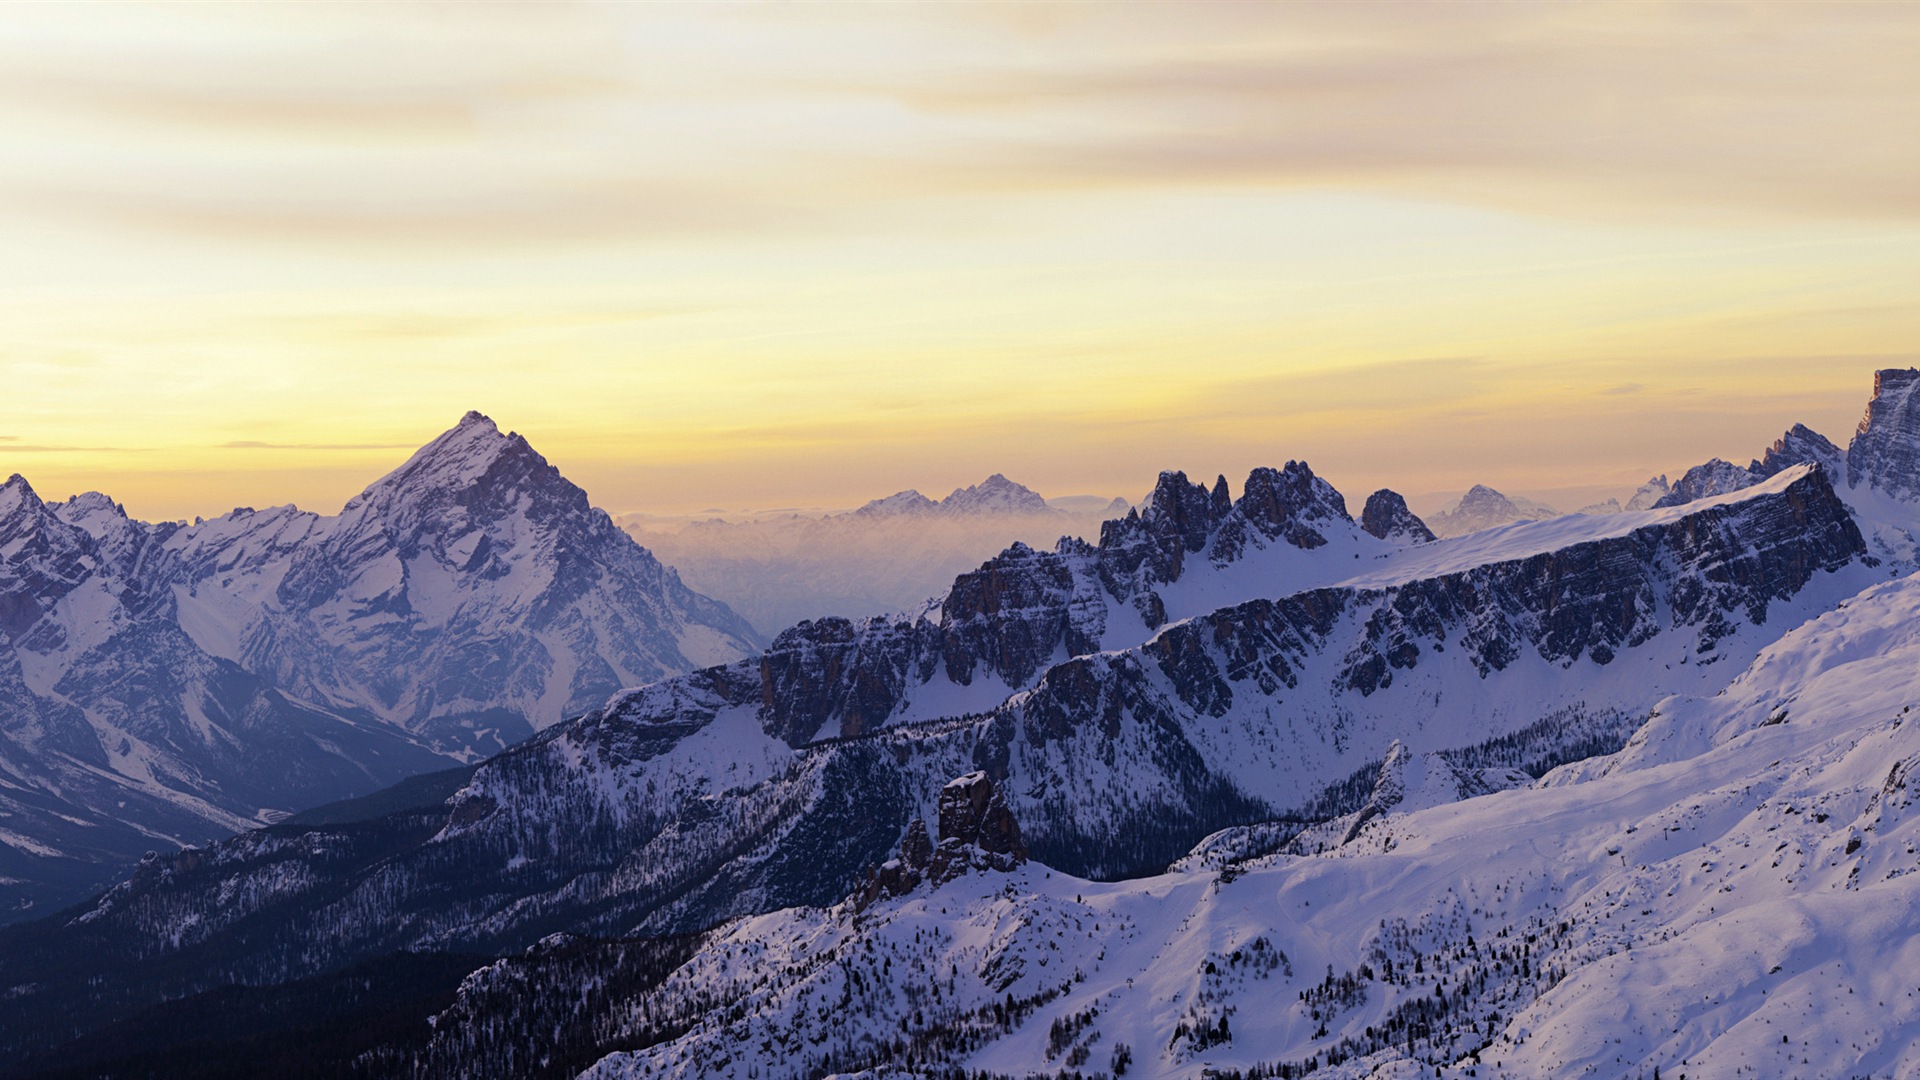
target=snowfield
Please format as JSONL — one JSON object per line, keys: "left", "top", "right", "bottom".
{"left": 583, "top": 565, "right": 1920, "bottom": 1079}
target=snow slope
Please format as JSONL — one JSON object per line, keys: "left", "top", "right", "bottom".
{"left": 585, "top": 562, "right": 1920, "bottom": 1080}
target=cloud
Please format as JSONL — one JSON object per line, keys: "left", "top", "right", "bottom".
{"left": 5, "top": 3, "right": 1918, "bottom": 256}
{"left": 857, "top": 8, "right": 1920, "bottom": 223}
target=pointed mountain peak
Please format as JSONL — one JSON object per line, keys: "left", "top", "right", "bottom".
{"left": 362, "top": 413, "right": 519, "bottom": 491}
{"left": 1235, "top": 461, "right": 1350, "bottom": 526}
{"left": 61, "top": 490, "right": 125, "bottom": 516}
{"left": 53, "top": 490, "right": 133, "bottom": 537}
{"left": 0, "top": 473, "right": 43, "bottom": 519}
{"left": 1650, "top": 458, "right": 1763, "bottom": 508}
{"left": 1200, "top": 461, "right": 1353, "bottom": 557}
{"left": 339, "top": 413, "right": 575, "bottom": 526}
{"left": 1209, "top": 474, "right": 1233, "bottom": 519}
{"left": 1429, "top": 483, "right": 1556, "bottom": 538}
{"left": 1105, "top": 470, "right": 1221, "bottom": 559}
{"left": 1143, "top": 470, "right": 1199, "bottom": 511}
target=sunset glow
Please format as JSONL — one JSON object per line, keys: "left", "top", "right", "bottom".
{"left": 4, "top": 3, "right": 1918, "bottom": 519}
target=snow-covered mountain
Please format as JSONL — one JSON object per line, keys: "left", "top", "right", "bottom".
{"left": 862, "top": 473, "right": 1057, "bottom": 517}
{"left": 225, "top": 412, "right": 760, "bottom": 751}
{"left": 582, "top": 541, "right": 1920, "bottom": 1080}
{"left": 0, "top": 412, "right": 759, "bottom": 919}
{"left": 14, "top": 370, "right": 1920, "bottom": 1078}
{"left": 1425, "top": 485, "right": 1558, "bottom": 538}
{"left": 620, "top": 475, "right": 1124, "bottom": 634}
{"left": 0, "top": 459, "right": 1874, "bottom": 1071}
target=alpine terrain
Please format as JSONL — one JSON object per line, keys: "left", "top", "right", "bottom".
{"left": 0, "top": 412, "right": 760, "bottom": 920}
{"left": 6, "top": 370, "right": 1920, "bottom": 1078}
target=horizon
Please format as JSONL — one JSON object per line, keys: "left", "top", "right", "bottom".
{"left": 0, "top": 372, "right": 1886, "bottom": 527}
{"left": 2, "top": 5, "right": 1915, "bottom": 521}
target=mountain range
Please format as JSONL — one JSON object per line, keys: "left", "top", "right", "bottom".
{"left": 0, "top": 412, "right": 760, "bottom": 919}
{"left": 6, "top": 371, "right": 1920, "bottom": 1077}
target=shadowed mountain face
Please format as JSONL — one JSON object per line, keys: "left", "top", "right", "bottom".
{"left": 0, "top": 413, "right": 760, "bottom": 920}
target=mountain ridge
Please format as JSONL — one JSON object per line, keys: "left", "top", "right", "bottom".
{"left": 10, "top": 371, "right": 1920, "bottom": 1076}
{"left": 0, "top": 412, "right": 761, "bottom": 920}
{"left": 0, "top": 459, "right": 1873, "bottom": 1070}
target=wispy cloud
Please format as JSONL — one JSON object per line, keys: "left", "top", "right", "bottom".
{"left": 5, "top": 3, "right": 1917, "bottom": 255}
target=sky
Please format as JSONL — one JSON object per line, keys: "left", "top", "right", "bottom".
{"left": 2, "top": 2, "right": 1918, "bottom": 521}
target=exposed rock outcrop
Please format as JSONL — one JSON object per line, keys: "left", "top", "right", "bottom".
{"left": 857, "top": 774, "right": 1027, "bottom": 906}
{"left": 1360, "top": 489, "right": 1437, "bottom": 544}
{"left": 928, "top": 771, "right": 1027, "bottom": 884}
{"left": 609, "top": 461, "right": 1373, "bottom": 751}
{"left": 1848, "top": 368, "right": 1920, "bottom": 500}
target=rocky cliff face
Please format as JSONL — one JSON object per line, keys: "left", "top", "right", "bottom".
{"left": 1849, "top": 368, "right": 1920, "bottom": 499}
{"left": 1651, "top": 424, "right": 1849, "bottom": 511}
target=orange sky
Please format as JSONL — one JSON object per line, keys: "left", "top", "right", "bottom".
{"left": 2, "top": 3, "right": 1917, "bottom": 520}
